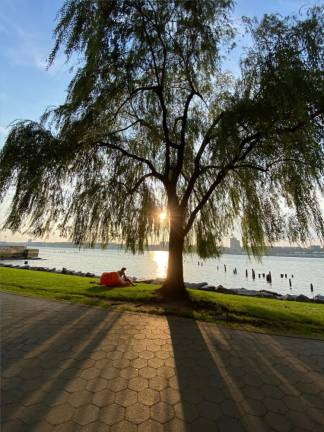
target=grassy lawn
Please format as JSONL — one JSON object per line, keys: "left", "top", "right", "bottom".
{"left": 1, "top": 266, "right": 324, "bottom": 338}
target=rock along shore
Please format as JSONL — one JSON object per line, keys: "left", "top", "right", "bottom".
{"left": 1, "top": 262, "right": 323, "bottom": 304}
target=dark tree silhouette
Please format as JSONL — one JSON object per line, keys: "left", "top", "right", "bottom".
{"left": 1, "top": 1, "right": 323, "bottom": 299}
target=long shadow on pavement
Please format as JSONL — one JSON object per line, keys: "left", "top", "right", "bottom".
{"left": 1, "top": 293, "right": 122, "bottom": 431}
{"left": 168, "top": 316, "right": 324, "bottom": 431}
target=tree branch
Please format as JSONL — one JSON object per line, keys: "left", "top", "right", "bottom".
{"left": 97, "top": 141, "right": 164, "bottom": 181}
{"left": 183, "top": 109, "right": 322, "bottom": 233}
{"left": 171, "top": 89, "right": 197, "bottom": 181}
{"left": 107, "top": 120, "right": 140, "bottom": 136}
{"left": 112, "top": 85, "right": 160, "bottom": 122}
{"left": 184, "top": 169, "right": 228, "bottom": 235}
{"left": 180, "top": 112, "right": 224, "bottom": 207}
{"left": 116, "top": 173, "right": 154, "bottom": 195}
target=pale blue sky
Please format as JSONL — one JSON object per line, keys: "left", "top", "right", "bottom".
{"left": 0, "top": 0, "right": 322, "bottom": 242}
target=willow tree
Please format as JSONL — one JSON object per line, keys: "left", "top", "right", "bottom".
{"left": 1, "top": 1, "right": 323, "bottom": 299}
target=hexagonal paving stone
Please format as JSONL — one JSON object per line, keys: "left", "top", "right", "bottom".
{"left": 138, "top": 388, "right": 160, "bottom": 406}
{"left": 112, "top": 359, "right": 130, "bottom": 369}
{"left": 74, "top": 404, "right": 100, "bottom": 425}
{"left": 115, "top": 389, "right": 138, "bottom": 407}
{"left": 46, "top": 404, "right": 75, "bottom": 425}
{"left": 92, "top": 389, "right": 115, "bottom": 407}
{"left": 43, "top": 391, "right": 71, "bottom": 408}
{"left": 188, "top": 418, "right": 216, "bottom": 432}
{"left": 101, "top": 367, "right": 120, "bottom": 380}
{"left": 182, "top": 387, "right": 204, "bottom": 404}
{"left": 22, "top": 390, "right": 47, "bottom": 407}
{"left": 27, "top": 420, "right": 55, "bottom": 432}
{"left": 131, "top": 358, "right": 147, "bottom": 369}
{"left": 139, "top": 367, "right": 157, "bottom": 379}
{"left": 156, "top": 351, "right": 170, "bottom": 360}
{"left": 149, "top": 376, "right": 168, "bottom": 391}
{"left": 79, "top": 359, "right": 96, "bottom": 370}
{"left": 160, "top": 387, "right": 181, "bottom": 405}
{"left": 138, "top": 419, "right": 164, "bottom": 432}
{"left": 285, "top": 410, "right": 317, "bottom": 431}
{"left": 174, "top": 402, "right": 199, "bottom": 423}
{"left": 262, "top": 384, "right": 284, "bottom": 400}
{"left": 101, "top": 344, "right": 117, "bottom": 353}
{"left": 147, "top": 358, "right": 164, "bottom": 369}
{"left": 124, "top": 351, "right": 138, "bottom": 361}
{"left": 132, "top": 342, "right": 146, "bottom": 352}
{"left": 68, "top": 390, "right": 93, "bottom": 408}
{"left": 79, "top": 421, "right": 108, "bottom": 432}
{"left": 220, "top": 400, "right": 242, "bottom": 419}
{"left": 65, "top": 378, "right": 88, "bottom": 393}
{"left": 168, "top": 377, "right": 180, "bottom": 390}
{"left": 99, "top": 403, "right": 125, "bottom": 425}
{"left": 133, "top": 333, "right": 145, "bottom": 340}
{"left": 157, "top": 367, "right": 175, "bottom": 379}
{"left": 138, "top": 351, "right": 154, "bottom": 360}
{"left": 52, "top": 421, "right": 81, "bottom": 432}
{"left": 111, "top": 420, "right": 137, "bottom": 432}
{"left": 146, "top": 343, "right": 160, "bottom": 353}
{"left": 128, "top": 377, "right": 149, "bottom": 391}
{"left": 17, "top": 404, "right": 48, "bottom": 425}
{"left": 95, "top": 359, "right": 108, "bottom": 369}
{"left": 150, "top": 401, "right": 175, "bottom": 423}
{"left": 126, "top": 402, "right": 150, "bottom": 424}
{"left": 109, "top": 377, "right": 129, "bottom": 392}
{"left": 262, "top": 397, "right": 287, "bottom": 414}
{"left": 108, "top": 351, "right": 124, "bottom": 361}
{"left": 90, "top": 351, "right": 106, "bottom": 361}
{"left": 86, "top": 378, "right": 108, "bottom": 393}
{"left": 265, "top": 412, "right": 292, "bottom": 432}
{"left": 213, "top": 415, "right": 244, "bottom": 432}
{"left": 164, "top": 418, "right": 187, "bottom": 432}
{"left": 119, "top": 367, "right": 139, "bottom": 379}
{"left": 164, "top": 358, "right": 176, "bottom": 368}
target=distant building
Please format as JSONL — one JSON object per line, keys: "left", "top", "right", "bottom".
{"left": 230, "top": 237, "right": 241, "bottom": 250}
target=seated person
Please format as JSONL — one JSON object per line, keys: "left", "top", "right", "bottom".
{"left": 100, "top": 267, "right": 135, "bottom": 287}
{"left": 118, "top": 267, "right": 135, "bottom": 286}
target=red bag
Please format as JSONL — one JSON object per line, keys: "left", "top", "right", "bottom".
{"left": 100, "top": 272, "right": 122, "bottom": 286}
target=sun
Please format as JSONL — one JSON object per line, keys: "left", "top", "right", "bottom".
{"left": 159, "top": 210, "right": 168, "bottom": 222}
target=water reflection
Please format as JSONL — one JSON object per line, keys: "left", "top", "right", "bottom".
{"left": 8, "top": 247, "right": 323, "bottom": 296}
{"left": 151, "top": 250, "right": 168, "bottom": 278}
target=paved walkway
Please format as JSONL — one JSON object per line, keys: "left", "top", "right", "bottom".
{"left": 1, "top": 292, "right": 324, "bottom": 432}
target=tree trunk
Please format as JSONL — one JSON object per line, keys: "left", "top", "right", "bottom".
{"left": 159, "top": 199, "right": 189, "bottom": 300}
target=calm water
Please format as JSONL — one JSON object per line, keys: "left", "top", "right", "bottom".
{"left": 4, "top": 246, "right": 324, "bottom": 297}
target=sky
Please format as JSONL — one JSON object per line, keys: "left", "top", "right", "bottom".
{"left": 0, "top": 0, "right": 322, "bottom": 243}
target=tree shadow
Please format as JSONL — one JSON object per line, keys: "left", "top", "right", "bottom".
{"left": 167, "top": 316, "right": 324, "bottom": 431}
{"left": 1, "top": 293, "right": 122, "bottom": 428}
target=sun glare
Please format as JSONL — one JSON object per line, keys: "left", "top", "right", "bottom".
{"left": 159, "top": 210, "right": 167, "bottom": 222}
{"left": 152, "top": 250, "right": 168, "bottom": 278}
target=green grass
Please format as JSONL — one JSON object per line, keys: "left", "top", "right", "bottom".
{"left": 1, "top": 267, "right": 324, "bottom": 338}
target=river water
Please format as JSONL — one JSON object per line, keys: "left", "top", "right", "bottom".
{"left": 3, "top": 246, "right": 324, "bottom": 297}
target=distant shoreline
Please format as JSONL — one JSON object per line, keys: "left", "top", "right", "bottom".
{"left": 0, "top": 242, "right": 323, "bottom": 259}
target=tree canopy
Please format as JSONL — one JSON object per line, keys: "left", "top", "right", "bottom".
{"left": 0, "top": 1, "right": 323, "bottom": 287}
